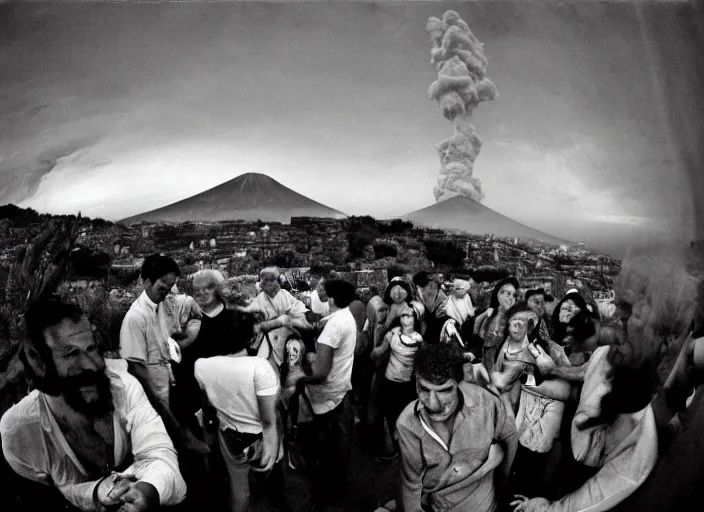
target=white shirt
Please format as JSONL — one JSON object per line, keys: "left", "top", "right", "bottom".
{"left": 384, "top": 328, "right": 423, "bottom": 383}
{"left": 0, "top": 362, "right": 186, "bottom": 510}
{"left": 119, "top": 290, "right": 170, "bottom": 366}
{"left": 194, "top": 356, "right": 279, "bottom": 434}
{"left": 310, "top": 290, "right": 330, "bottom": 316}
{"left": 306, "top": 307, "right": 357, "bottom": 414}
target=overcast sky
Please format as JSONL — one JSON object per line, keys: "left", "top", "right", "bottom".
{"left": 0, "top": 1, "right": 697, "bottom": 257}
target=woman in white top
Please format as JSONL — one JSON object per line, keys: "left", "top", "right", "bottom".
{"left": 371, "top": 304, "right": 424, "bottom": 446}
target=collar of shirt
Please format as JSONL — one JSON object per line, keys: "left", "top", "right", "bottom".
{"left": 139, "top": 290, "right": 158, "bottom": 312}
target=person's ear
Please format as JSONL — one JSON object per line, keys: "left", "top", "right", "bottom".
{"left": 22, "top": 343, "right": 50, "bottom": 382}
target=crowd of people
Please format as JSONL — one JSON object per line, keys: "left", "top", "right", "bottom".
{"left": 2, "top": 250, "right": 704, "bottom": 512}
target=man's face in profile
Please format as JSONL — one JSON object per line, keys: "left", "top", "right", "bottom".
{"left": 145, "top": 272, "right": 178, "bottom": 304}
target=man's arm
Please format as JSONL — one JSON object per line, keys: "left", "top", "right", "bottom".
{"left": 490, "top": 363, "right": 524, "bottom": 393}
{"left": 396, "top": 421, "right": 425, "bottom": 512}
{"left": 118, "top": 372, "right": 187, "bottom": 506}
{"left": 254, "top": 394, "right": 281, "bottom": 473}
{"left": 493, "top": 395, "right": 518, "bottom": 490}
{"left": 532, "top": 344, "right": 588, "bottom": 383}
{"left": 297, "top": 343, "right": 333, "bottom": 386}
{"left": 547, "top": 364, "right": 588, "bottom": 383}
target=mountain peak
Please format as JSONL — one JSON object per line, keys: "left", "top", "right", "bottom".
{"left": 402, "top": 195, "right": 567, "bottom": 245}
{"left": 121, "top": 173, "right": 346, "bottom": 224}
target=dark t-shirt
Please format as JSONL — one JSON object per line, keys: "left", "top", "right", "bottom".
{"left": 172, "top": 304, "right": 243, "bottom": 419}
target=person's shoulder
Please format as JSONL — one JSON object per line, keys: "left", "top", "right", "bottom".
{"left": 110, "top": 366, "right": 148, "bottom": 399}
{"left": 459, "top": 381, "right": 502, "bottom": 408}
{"left": 0, "top": 391, "right": 41, "bottom": 434}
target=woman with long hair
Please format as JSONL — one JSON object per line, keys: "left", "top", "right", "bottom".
{"left": 371, "top": 304, "right": 424, "bottom": 449}
{"left": 474, "top": 276, "right": 519, "bottom": 372}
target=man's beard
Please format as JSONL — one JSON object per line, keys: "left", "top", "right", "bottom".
{"left": 600, "top": 362, "right": 659, "bottom": 417}
{"left": 61, "top": 371, "right": 114, "bottom": 417}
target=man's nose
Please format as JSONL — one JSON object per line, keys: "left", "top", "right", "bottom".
{"left": 77, "top": 351, "right": 101, "bottom": 371}
{"left": 428, "top": 391, "right": 440, "bottom": 410}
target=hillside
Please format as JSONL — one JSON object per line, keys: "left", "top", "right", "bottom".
{"left": 401, "top": 196, "right": 567, "bottom": 246}
{"left": 120, "top": 173, "right": 347, "bottom": 224}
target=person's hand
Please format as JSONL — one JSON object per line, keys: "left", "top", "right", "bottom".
{"left": 253, "top": 437, "right": 279, "bottom": 473}
{"left": 117, "top": 482, "right": 160, "bottom": 512}
{"left": 97, "top": 474, "right": 137, "bottom": 507}
{"left": 254, "top": 323, "right": 263, "bottom": 335}
{"left": 511, "top": 495, "right": 551, "bottom": 512}
{"left": 529, "top": 344, "right": 556, "bottom": 376}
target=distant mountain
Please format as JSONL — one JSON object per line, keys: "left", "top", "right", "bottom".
{"left": 401, "top": 195, "right": 567, "bottom": 246}
{"left": 120, "top": 173, "right": 346, "bottom": 224}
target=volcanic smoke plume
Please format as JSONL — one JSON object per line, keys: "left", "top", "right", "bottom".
{"left": 426, "top": 10, "right": 498, "bottom": 203}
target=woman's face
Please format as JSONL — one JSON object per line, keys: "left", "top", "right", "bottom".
{"left": 390, "top": 284, "right": 408, "bottom": 304}
{"left": 400, "top": 313, "right": 415, "bottom": 330}
{"left": 497, "top": 284, "right": 516, "bottom": 311}
{"left": 508, "top": 315, "right": 528, "bottom": 342}
{"left": 559, "top": 299, "right": 581, "bottom": 324}
{"left": 193, "top": 279, "right": 217, "bottom": 309}
{"left": 286, "top": 340, "right": 302, "bottom": 366}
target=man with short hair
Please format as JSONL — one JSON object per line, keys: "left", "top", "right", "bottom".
{"left": 295, "top": 279, "right": 358, "bottom": 511}
{"left": 1, "top": 299, "right": 186, "bottom": 511}
{"left": 194, "top": 309, "right": 286, "bottom": 512}
{"left": 120, "top": 253, "right": 208, "bottom": 455}
{"left": 397, "top": 343, "right": 518, "bottom": 512}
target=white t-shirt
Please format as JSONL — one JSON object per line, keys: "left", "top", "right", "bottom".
{"left": 194, "top": 356, "right": 279, "bottom": 435}
{"left": 384, "top": 328, "right": 423, "bottom": 383}
{"left": 306, "top": 307, "right": 357, "bottom": 414}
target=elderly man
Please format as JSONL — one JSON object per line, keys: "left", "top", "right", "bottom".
{"left": 247, "top": 267, "right": 312, "bottom": 367}
{"left": 513, "top": 250, "right": 700, "bottom": 512}
{"left": 610, "top": 277, "right": 704, "bottom": 511}
{"left": 396, "top": 343, "right": 518, "bottom": 512}
{"left": 1, "top": 299, "right": 186, "bottom": 511}
{"left": 120, "top": 254, "right": 208, "bottom": 455}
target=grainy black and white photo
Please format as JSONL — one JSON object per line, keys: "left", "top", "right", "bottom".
{"left": 0, "top": 1, "right": 703, "bottom": 512}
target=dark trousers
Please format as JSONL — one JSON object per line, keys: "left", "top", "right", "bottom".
{"left": 310, "top": 391, "right": 354, "bottom": 505}
{"left": 508, "top": 445, "right": 550, "bottom": 498}
{"left": 379, "top": 377, "right": 417, "bottom": 442}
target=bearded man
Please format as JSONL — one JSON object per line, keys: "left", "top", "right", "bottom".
{"left": 1, "top": 300, "right": 186, "bottom": 511}
{"left": 513, "top": 251, "right": 700, "bottom": 512}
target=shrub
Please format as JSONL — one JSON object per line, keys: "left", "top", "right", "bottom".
{"left": 373, "top": 240, "right": 398, "bottom": 259}
{"left": 424, "top": 240, "right": 465, "bottom": 268}
{"left": 348, "top": 225, "right": 381, "bottom": 258}
{"left": 108, "top": 266, "right": 141, "bottom": 287}
{"left": 68, "top": 247, "right": 112, "bottom": 279}
{"left": 379, "top": 219, "right": 413, "bottom": 235}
